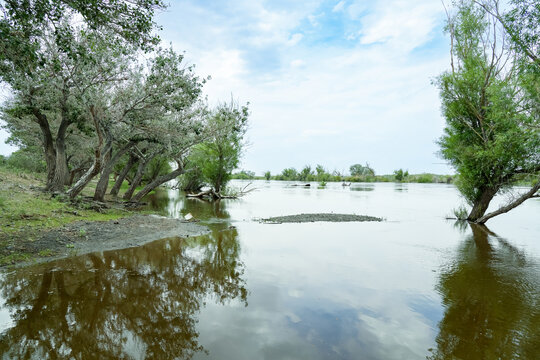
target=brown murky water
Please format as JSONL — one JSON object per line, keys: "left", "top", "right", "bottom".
{"left": 1, "top": 181, "right": 539, "bottom": 359}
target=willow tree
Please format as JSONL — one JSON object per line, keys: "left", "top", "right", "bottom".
{"left": 0, "top": 0, "right": 165, "bottom": 191}
{"left": 437, "top": 1, "right": 540, "bottom": 224}
{"left": 187, "top": 101, "right": 249, "bottom": 196}
{"left": 93, "top": 48, "right": 205, "bottom": 202}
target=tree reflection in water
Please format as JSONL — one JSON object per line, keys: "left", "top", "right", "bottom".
{"left": 429, "top": 224, "right": 540, "bottom": 359}
{"left": 0, "top": 227, "right": 246, "bottom": 359}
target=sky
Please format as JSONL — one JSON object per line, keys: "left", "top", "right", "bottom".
{"left": 0, "top": 0, "right": 454, "bottom": 175}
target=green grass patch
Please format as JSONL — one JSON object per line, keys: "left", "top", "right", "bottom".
{"left": 0, "top": 252, "right": 33, "bottom": 266}
{"left": 38, "top": 249, "right": 53, "bottom": 257}
{"left": 0, "top": 190, "right": 129, "bottom": 235}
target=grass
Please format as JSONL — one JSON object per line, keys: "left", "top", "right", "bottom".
{"left": 0, "top": 189, "right": 129, "bottom": 235}
{"left": 452, "top": 205, "right": 469, "bottom": 221}
{"left": 0, "top": 253, "right": 33, "bottom": 266}
{"left": 38, "top": 249, "right": 53, "bottom": 257}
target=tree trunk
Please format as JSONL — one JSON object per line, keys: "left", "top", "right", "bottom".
{"left": 131, "top": 167, "right": 185, "bottom": 202}
{"left": 186, "top": 189, "right": 220, "bottom": 200}
{"left": 476, "top": 179, "right": 540, "bottom": 224}
{"left": 49, "top": 95, "right": 72, "bottom": 192}
{"left": 93, "top": 141, "right": 135, "bottom": 202}
{"left": 66, "top": 140, "right": 112, "bottom": 199}
{"left": 49, "top": 134, "right": 70, "bottom": 192}
{"left": 467, "top": 187, "right": 498, "bottom": 222}
{"left": 66, "top": 105, "right": 108, "bottom": 199}
{"left": 68, "top": 166, "right": 88, "bottom": 186}
{"left": 123, "top": 157, "right": 148, "bottom": 201}
{"left": 32, "top": 108, "right": 56, "bottom": 189}
{"left": 110, "top": 153, "right": 137, "bottom": 196}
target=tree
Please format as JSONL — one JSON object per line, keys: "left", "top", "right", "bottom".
{"left": 437, "top": 1, "right": 540, "bottom": 224}
{"left": 315, "top": 164, "right": 329, "bottom": 182}
{"left": 393, "top": 169, "right": 408, "bottom": 182}
{"left": 1, "top": 27, "right": 135, "bottom": 192}
{"left": 281, "top": 168, "right": 298, "bottom": 181}
{"left": 0, "top": 0, "right": 165, "bottom": 191}
{"left": 298, "top": 165, "right": 313, "bottom": 181}
{"left": 0, "top": 0, "right": 164, "bottom": 76}
{"left": 264, "top": 171, "right": 271, "bottom": 180}
{"left": 93, "top": 47, "right": 205, "bottom": 201}
{"left": 188, "top": 101, "right": 249, "bottom": 195}
{"left": 350, "top": 163, "right": 375, "bottom": 177}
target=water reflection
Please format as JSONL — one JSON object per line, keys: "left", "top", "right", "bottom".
{"left": 429, "top": 224, "right": 540, "bottom": 359}
{"left": 349, "top": 184, "right": 375, "bottom": 192}
{"left": 145, "top": 189, "right": 231, "bottom": 226}
{"left": 0, "top": 228, "right": 247, "bottom": 359}
{"left": 182, "top": 198, "right": 231, "bottom": 221}
{"left": 394, "top": 183, "right": 408, "bottom": 192}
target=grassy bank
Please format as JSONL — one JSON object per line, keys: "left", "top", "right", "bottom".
{"left": 0, "top": 166, "right": 143, "bottom": 266}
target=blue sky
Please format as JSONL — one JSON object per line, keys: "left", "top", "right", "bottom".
{"left": 0, "top": 0, "right": 454, "bottom": 175}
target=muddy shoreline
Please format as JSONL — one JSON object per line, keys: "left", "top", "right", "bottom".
{"left": 7, "top": 215, "right": 209, "bottom": 267}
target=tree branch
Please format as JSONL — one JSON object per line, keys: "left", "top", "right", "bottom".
{"left": 476, "top": 178, "right": 540, "bottom": 223}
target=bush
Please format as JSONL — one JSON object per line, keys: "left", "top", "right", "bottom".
{"left": 232, "top": 170, "right": 255, "bottom": 180}
{"left": 5, "top": 149, "right": 46, "bottom": 173}
{"left": 178, "top": 166, "right": 205, "bottom": 192}
{"left": 452, "top": 205, "right": 469, "bottom": 220}
{"left": 393, "top": 169, "right": 409, "bottom": 182}
{"left": 417, "top": 174, "right": 434, "bottom": 183}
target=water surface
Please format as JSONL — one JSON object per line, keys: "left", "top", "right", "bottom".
{"left": 1, "top": 181, "right": 539, "bottom": 359}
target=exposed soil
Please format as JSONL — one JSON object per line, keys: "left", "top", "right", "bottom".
{"left": 5, "top": 215, "right": 209, "bottom": 267}
{"left": 262, "top": 213, "right": 383, "bottom": 223}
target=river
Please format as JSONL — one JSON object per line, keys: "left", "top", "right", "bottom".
{"left": 1, "top": 180, "right": 539, "bottom": 359}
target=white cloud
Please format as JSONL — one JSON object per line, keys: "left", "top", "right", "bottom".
{"left": 156, "top": 0, "right": 451, "bottom": 175}
{"left": 287, "top": 33, "right": 304, "bottom": 46}
{"left": 358, "top": 1, "right": 443, "bottom": 52}
{"left": 332, "top": 1, "right": 346, "bottom": 13}
{"left": 307, "top": 12, "right": 325, "bottom": 27}
{"left": 290, "top": 59, "right": 306, "bottom": 68}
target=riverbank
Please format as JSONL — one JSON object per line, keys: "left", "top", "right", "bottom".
{"left": 0, "top": 166, "right": 208, "bottom": 266}
{"left": 10, "top": 215, "right": 209, "bottom": 267}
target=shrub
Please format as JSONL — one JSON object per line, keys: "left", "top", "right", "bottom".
{"left": 5, "top": 149, "right": 46, "bottom": 173}
{"left": 417, "top": 174, "right": 434, "bottom": 183}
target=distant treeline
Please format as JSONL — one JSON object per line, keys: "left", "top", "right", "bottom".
{"left": 231, "top": 164, "right": 455, "bottom": 184}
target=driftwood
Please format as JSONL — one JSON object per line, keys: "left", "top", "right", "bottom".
{"left": 186, "top": 189, "right": 223, "bottom": 199}
{"left": 186, "top": 183, "right": 255, "bottom": 200}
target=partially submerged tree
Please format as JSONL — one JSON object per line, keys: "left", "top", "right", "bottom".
{"left": 350, "top": 163, "right": 375, "bottom": 177}
{"left": 298, "top": 165, "right": 314, "bottom": 182}
{"left": 186, "top": 101, "right": 249, "bottom": 197}
{"left": 437, "top": 1, "right": 539, "bottom": 224}
{"left": 393, "top": 169, "right": 409, "bottom": 182}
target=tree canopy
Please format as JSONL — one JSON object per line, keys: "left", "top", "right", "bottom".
{"left": 1, "top": 0, "right": 249, "bottom": 202}
{"left": 437, "top": 0, "right": 540, "bottom": 223}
